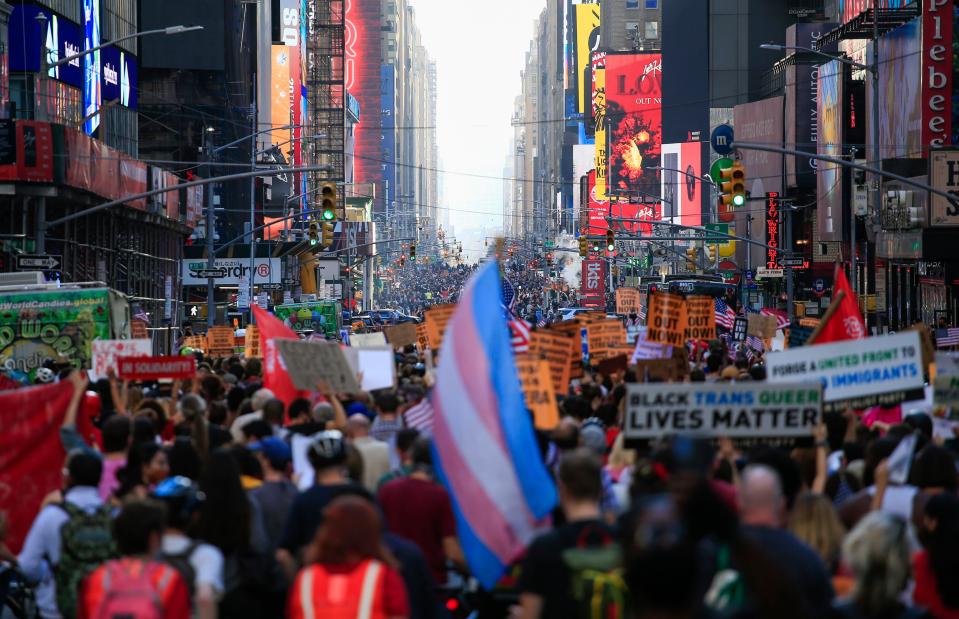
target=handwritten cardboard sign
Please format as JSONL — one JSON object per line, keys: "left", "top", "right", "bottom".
{"left": 275, "top": 339, "right": 361, "bottom": 393}
{"left": 646, "top": 293, "right": 687, "bottom": 347}
{"left": 587, "top": 319, "right": 627, "bottom": 361}
{"left": 384, "top": 323, "right": 418, "bottom": 349}
{"left": 92, "top": 339, "right": 153, "bottom": 378}
{"left": 416, "top": 323, "right": 430, "bottom": 350}
{"left": 615, "top": 288, "right": 641, "bottom": 315}
{"left": 685, "top": 296, "right": 717, "bottom": 341}
{"left": 244, "top": 324, "right": 260, "bottom": 358}
{"left": 747, "top": 314, "right": 777, "bottom": 339}
{"left": 424, "top": 304, "right": 456, "bottom": 348}
{"left": 350, "top": 332, "right": 388, "bottom": 348}
{"left": 516, "top": 357, "right": 560, "bottom": 430}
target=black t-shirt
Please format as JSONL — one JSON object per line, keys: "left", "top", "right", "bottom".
{"left": 278, "top": 482, "right": 373, "bottom": 555}
{"left": 286, "top": 422, "right": 327, "bottom": 437}
{"left": 518, "top": 519, "right": 617, "bottom": 619}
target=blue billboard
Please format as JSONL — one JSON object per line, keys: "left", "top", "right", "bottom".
{"left": 9, "top": 4, "right": 84, "bottom": 88}
{"left": 100, "top": 46, "right": 137, "bottom": 108}
{"left": 82, "top": 0, "right": 101, "bottom": 135}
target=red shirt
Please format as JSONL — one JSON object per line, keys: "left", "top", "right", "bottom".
{"left": 378, "top": 476, "right": 456, "bottom": 584}
{"left": 288, "top": 561, "right": 408, "bottom": 619}
{"left": 78, "top": 558, "right": 191, "bottom": 619}
{"left": 913, "top": 550, "right": 959, "bottom": 619}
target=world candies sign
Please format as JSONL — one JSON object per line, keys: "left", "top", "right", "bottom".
{"left": 624, "top": 382, "right": 822, "bottom": 444}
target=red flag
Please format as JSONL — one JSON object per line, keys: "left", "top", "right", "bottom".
{"left": 815, "top": 266, "right": 866, "bottom": 344}
{"left": 252, "top": 305, "right": 305, "bottom": 405}
{"left": 0, "top": 381, "right": 75, "bottom": 552}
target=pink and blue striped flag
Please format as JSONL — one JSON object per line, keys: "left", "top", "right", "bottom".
{"left": 430, "top": 261, "right": 557, "bottom": 589}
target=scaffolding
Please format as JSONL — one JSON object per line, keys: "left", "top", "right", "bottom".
{"left": 306, "top": 0, "right": 346, "bottom": 200}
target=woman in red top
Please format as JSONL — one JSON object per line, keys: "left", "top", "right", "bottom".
{"left": 288, "top": 495, "right": 409, "bottom": 619}
{"left": 913, "top": 493, "right": 959, "bottom": 619}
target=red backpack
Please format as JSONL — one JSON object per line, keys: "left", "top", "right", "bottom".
{"left": 91, "top": 560, "right": 177, "bottom": 619}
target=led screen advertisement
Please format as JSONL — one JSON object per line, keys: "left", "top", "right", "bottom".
{"left": 604, "top": 52, "right": 662, "bottom": 199}
{"left": 592, "top": 51, "right": 608, "bottom": 201}
{"left": 833, "top": 0, "right": 909, "bottom": 24}
{"left": 345, "top": 0, "right": 382, "bottom": 188}
{"left": 867, "top": 20, "right": 921, "bottom": 160}
{"left": 9, "top": 4, "right": 84, "bottom": 88}
{"left": 575, "top": 4, "right": 600, "bottom": 115}
{"left": 100, "top": 47, "right": 137, "bottom": 108}
{"left": 660, "top": 142, "right": 703, "bottom": 228}
{"left": 817, "top": 60, "right": 843, "bottom": 243}
{"left": 83, "top": 0, "right": 101, "bottom": 135}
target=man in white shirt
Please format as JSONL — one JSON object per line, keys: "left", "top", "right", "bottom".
{"left": 347, "top": 414, "right": 390, "bottom": 492}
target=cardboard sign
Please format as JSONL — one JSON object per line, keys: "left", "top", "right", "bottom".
{"left": 615, "top": 288, "right": 642, "bottom": 315}
{"left": 685, "top": 296, "right": 717, "bottom": 341}
{"left": 350, "top": 332, "right": 388, "bottom": 349}
{"left": 747, "top": 314, "right": 777, "bottom": 339}
{"left": 416, "top": 323, "right": 430, "bottom": 350}
{"left": 131, "top": 321, "right": 149, "bottom": 340}
{"left": 384, "top": 323, "right": 418, "bottom": 349}
{"left": 92, "top": 339, "right": 153, "bottom": 378}
{"left": 646, "top": 293, "right": 687, "bottom": 346}
{"left": 342, "top": 347, "right": 397, "bottom": 391}
{"left": 183, "top": 336, "right": 206, "bottom": 351}
{"left": 624, "top": 382, "right": 822, "bottom": 442}
{"left": 587, "top": 319, "right": 627, "bottom": 361}
{"left": 631, "top": 328, "right": 673, "bottom": 361}
{"left": 424, "top": 304, "right": 456, "bottom": 349}
{"left": 632, "top": 358, "right": 687, "bottom": 382}
{"left": 206, "top": 326, "right": 235, "bottom": 357}
{"left": 527, "top": 329, "right": 577, "bottom": 395}
{"left": 516, "top": 357, "right": 560, "bottom": 430}
{"left": 117, "top": 356, "right": 197, "bottom": 380}
{"left": 732, "top": 317, "right": 748, "bottom": 341}
{"left": 597, "top": 354, "right": 629, "bottom": 376}
{"left": 244, "top": 324, "right": 260, "bottom": 358}
{"left": 275, "top": 339, "right": 361, "bottom": 393}
{"left": 905, "top": 323, "right": 935, "bottom": 371}
{"left": 766, "top": 331, "right": 925, "bottom": 413}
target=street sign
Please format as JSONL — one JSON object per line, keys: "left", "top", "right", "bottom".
{"left": 710, "top": 124, "right": 734, "bottom": 156}
{"left": 703, "top": 223, "right": 729, "bottom": 242}
{"left": 15, "top": 254, "right": 61, "bottom": 270}
{"left": 196, "top": 268, "right": 227, "bottom": 279}
{"left": 260, "top": 283, "right": 283, "bottom": 291}
{"left": 780, "top": 256, "right": 805, "bottom": 268}
{"left": 756, "top": 267, "right": 784, "bottom": 279}
{"left": 282, "top": 278, "right": 295, "bottom": 285}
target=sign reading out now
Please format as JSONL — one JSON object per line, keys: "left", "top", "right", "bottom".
{"left": 646, "top": 293, "right": 687, "bottom": 346}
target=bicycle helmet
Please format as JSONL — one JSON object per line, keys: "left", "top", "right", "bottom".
{"left": 34, "top": 367, "right": 55, "bottom": 384}
{"left": 308, "top": 430, "right": 347, "bottom": 469}
{"left": 151, "top": 476, "right": 205, "bottom": 527}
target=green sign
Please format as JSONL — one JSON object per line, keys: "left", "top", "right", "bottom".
{"left": 709, "top": 158, "right": 734, "bottom": 184}
{"left": 704, "top": 223, "right": 729, "bottom": 243}
{"left": 273, "top": 302, "right": 340, "bottom": 337}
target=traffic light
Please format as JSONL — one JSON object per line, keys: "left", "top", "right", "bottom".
{"left": 606, "top": 229, "right": 615, "bottom": 252}
{"left": 579, "top": 237, "right": 589, "bottom": 257}
{"left": 308, "top": 221, "right": 319, "bottom": 246}
{"left": 409, "top": 243, "right": 416, "bottom": 261}
{"left": 720, "top": 162, "right": 746, "bottom": 207}
{"left": 590, "top": 238, "right": 601, "bottom": 252}
{"left": 320, "top": 181, "right": 337, "bottom": 221}
{"left": 321, "top": 221, "right": 335, "bottom": 247}
{"left": 686, "top": 247, "right": 698, "bottom": 272}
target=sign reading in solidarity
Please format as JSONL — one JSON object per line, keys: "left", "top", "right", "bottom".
{"left": 646, "top": 293, "right": 687, "bottom": 346}
{"left": 624, "top": 382, "right": 822, "bottom": 443}
{"left": 766, "top": 332, "right": 925, "bottom": 412}
{"left": 117, "top": 356, "right": 197, "bottom": 380}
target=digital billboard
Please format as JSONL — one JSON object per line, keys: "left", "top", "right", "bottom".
{"left": 100, "top": 47, "right": 137, "bottom": 108}
{"left": 82, "top": 0, "right": 101, "bottom": 135}
{"left": 575, "top": 4, "right": 600, "bottom": 115}
{"left": 345, "top": 0, "right": 382, "bottom": 188}
{"left": 604, "top": 52, "right": 662, "bottom": 199}
{"left": 592, "top": 51, "right": 607, "bottom": 201}
{"left": 271, "top": 45, "right": 293, "bottom": 160}
{"left": 10, "top": 4, "right": 84, "bottom": 88}
{"left": 868, "top": 20, "right": 921, "bottom": 160}
{"left": 833, "top": 0, "right": 910, "bottom": 24}
{"left": 817, "top": 60, "right": 843, "bottom": 243}
{"left": 661, "top": 141, "right": 702, "bottom": 228}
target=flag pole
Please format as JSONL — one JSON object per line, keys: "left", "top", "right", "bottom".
{"left": 806, "top": 289, "right": 846, "bottom": 345}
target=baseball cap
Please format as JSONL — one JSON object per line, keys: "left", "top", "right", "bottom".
{"left": 250, "top": 436, "right": 292, "bottom": 470}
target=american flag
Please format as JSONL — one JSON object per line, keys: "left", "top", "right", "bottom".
{"left": 509, "top": 317, "right": 531, "bottom": 352}
{"left": 745, "top": 335, "right": 765, "bottom": 353}
{"left": 404, "top": 397, "right": 435, "bottom": 434}
{"left": 536, "top": 317, "right": 548, "bottom": 328}
{"left": 760, "top": 308, "right": 790, "bottom": 331}
{"left": 637, "top": 304, "right": 647, "bottom": 321}
{"left": 714, "top": 298, "right": 737, "bottom": 330}
{"left": 937, "top": 328, "right": 959, "bottom": 348}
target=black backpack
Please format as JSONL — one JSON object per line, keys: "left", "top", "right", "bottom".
{"left": 157, "top": 542, "right": 198, "bottom": 598}
{"left": 0, "top": 563, "right": 38, "bottom": 619}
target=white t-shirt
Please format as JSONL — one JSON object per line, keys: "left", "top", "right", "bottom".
{"left": 160, "top": 533, "right": 225, "bottom": 595}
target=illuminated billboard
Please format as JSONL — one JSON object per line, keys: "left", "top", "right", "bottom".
{"left": 592, "top": 51, "right": 607, "bottom": 201}
{"left": 604, "top": 52, "right": 662, "bottom": 199}
{"left": 345, "top": 0, "right": 382, "bottom": 189}
{"left": 833, "top": 0, "right": 909, "bottom": 24}
{"left": 10, "top": 5, "right": 84, "bottom": 88}
{"left": 100, "top": 47, "right": 137, "bottom": 108}
{"left": 867, "top": 20, "right": 921, "bottom": 160}
{"left": 817, "top": 60, "right": 843, "bottom": 243}
{"left": 271, "top": 45, "right": 293, "bottom": 159}
{"left": 82, "top": 0, "right": 101, "bottom": 135}
{"left": 575, "top": 4, "right": 600, "bottom": 115}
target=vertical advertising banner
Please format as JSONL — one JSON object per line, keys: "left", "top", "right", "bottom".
{"left": 592, "top": 52, "right": 608, "bottom": 201}
{"left": 817, "top": 61, "right": 843, "bottom": 242}
{"left": 581, "top": 258, "right": 606, "bottom": 308}
{"left": 680, "top": 141, "right": 703, "bottom": 227}
{"left": 586, "top": 170, "right": 608, "bottom": 234}
{"left": 766, "top": 192, "right": 780, "bottom": 268}
{"left": 82, "top": 0, "right": 101, "bottom": 135}
{"left": 575, "top": 4, "right": 600, "bottom": 115}
{"left": 604, "top": 52, "right": 662, "bottom": 198}
{"left": 271, "top": 45, "right": 293, "bottom": 157}
{"left": 922, "top": 0, "right": 954, "bottom": 152}
{"left": 869, "top": 21, "right": 921, "bottom": 160}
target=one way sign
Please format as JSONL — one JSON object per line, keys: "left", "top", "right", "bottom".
{"left": 16, "top": 254, "right": 61, "bottom": 270}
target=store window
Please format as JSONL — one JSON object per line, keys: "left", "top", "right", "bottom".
{"left": 645, "top": 21, "right": 659, "bottom": 40}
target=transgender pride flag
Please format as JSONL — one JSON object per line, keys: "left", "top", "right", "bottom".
{"left": 430, "top": 261, "right": 557, "bottom": 589}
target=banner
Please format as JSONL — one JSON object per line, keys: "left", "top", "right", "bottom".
{"left": 624, "top": 382, "right": 822, "bottom": 443}
{"left": 685, "top": 296, "right": 716, "bottom": 341}
{"left": 766, "top": 332, "right": 925, "bottom": 412}
{"left": 516, "top": 358, "right": 560, "bottom": 430}
{"left": 117, "top": 356, "right": 197, "bottom": 380}
{"left": 615, "top": 288, "right": 641, "bottom": 314}
{"left": 646, "top": 293, "right": 687, "bottom": 346}
{"left": 604, "top": 52, "right": 662, "bottom": 197}
{"left": 575, "top": 4, "right": 600, "bottom": 115}
{"left": 91, "top": 339, "right": 152, "bottom": 379}
{"left": 581, "top": 258, "right": 606, "bottom": 307}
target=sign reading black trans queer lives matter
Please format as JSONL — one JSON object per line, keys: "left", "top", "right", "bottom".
{"left": 624, "top": 383, "right": 822, "bottom": 445}
{"left": 766, "top": 332, "right": 925, "bottom": 413}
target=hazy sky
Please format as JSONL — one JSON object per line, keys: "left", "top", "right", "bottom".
{"left": 409, "top": 0, "right": 546, "bottom": 254}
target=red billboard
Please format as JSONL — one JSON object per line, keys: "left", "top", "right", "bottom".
{"left": 922, "top": 0, "right": 953, "bottom": 152}
{"left": 581, "top": 258, "right": 606, "bottom": 307}
{"left": 585, "top": 169, "right": 658, "bottom": 235}
{"left": 0, "top": 121, "right": 54, "bottom": 183}
{"left": 604, "top": 52, "right": 662, "bottom": 198}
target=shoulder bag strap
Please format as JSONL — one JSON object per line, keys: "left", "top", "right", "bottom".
{"left": 356, "top": 560, "right": 383, "bottom": 619}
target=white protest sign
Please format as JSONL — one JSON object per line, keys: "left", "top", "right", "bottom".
{"left": 290, "top": 432, "right": 316, "bottom": 490}
{"left": 631, "top": 327, "right": 673, "bottom": 361}
{"left": 91, "top": 339, "right": 153, "bottom": 379}
{"left": 275, "top": 339, "right": 360, "bottom": 393}
{"left": 887, "top": 432, "right": 918, "bottom": 485}
{"left": 349, "top": 332, "right": 388, "bottom": 348}
{"left": 766, "top": 332, "right": 925, "bottom": 413}
{"left": 342, "top": 347, "right": 397, "bottom": 391}
{"left": 624, "top": 382, "right": 822, "bottom": 443}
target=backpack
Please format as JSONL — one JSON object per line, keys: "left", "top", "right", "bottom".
{"left": 157, "top": 542, "right": 198, "bottom": 598}
{"left": 91, "top": 561, "right": 174, "bottom": 619}
{"left": 703, "top": 544, "right": 746, "bottom": 615}
{"left": 54, "top": 503, "right": 117, "bottom": 619}
{"left": 0, "top": 564, "right": 38, "bottom": 619}
{"left": 561, "top": 527, "right": 629, "bottom": 619}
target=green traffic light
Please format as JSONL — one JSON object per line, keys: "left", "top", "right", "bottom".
{"left": 310, "top": 238, "right": 318, "bottom": 246}
{"left": 322, "top": 209, "right": 335, "bottom": 220}
{"left": 733, "top": 195, "right": 746, "bottom": 207}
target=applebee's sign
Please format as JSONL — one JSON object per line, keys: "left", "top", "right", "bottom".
{"left": 923, "top": 0, "right": 953, "bottom": 151}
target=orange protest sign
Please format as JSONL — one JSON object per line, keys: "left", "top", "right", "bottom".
{"left": 615, "top": 288, "right": 641, "bottom": 315}
{"left": 515, "top": 357, "right": 560, "bottom": 430}
{"left": 244, "top": 324, "right": 260, "bottom": 358}
{"left": 131, "top": 321, "right": 149, "bottom": 340}
{"left": 424, "top": 304, "right": 456, "bottom": 349}
{"left": 685, "top": 296, "right": 716, "bottom": 341}
{"left": 416, "top": 322, "right": 430, "bottom": 350}
{"left": 646, "top": 293, "right": 687, "bottom": 346}
{"left": 206, "top": 326, "right": 235, "bottom": 357}
{"left": 587, "top": 319, "right": 627, "bottom": 361}
{"left": 527, "top": 329, "right": 577, "bottom": 395}
{"left": 184, "top": 336, "right": 206, "bottom": 351}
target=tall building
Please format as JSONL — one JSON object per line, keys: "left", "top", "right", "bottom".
{"left": 599, "top": 0, "right": 662, "bottom": 51}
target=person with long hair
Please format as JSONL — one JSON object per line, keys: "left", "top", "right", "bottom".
{"left": 115, "top": 441, "right": 169, "bottom": 500}
{"left": 789, "top": 492, "right": 851, "bottom": 596}
{"left": 913, "top": 493, "right": 959, "bottom": 619}
{"left": 288, "top": 495, "right": 409, "bottom": 619}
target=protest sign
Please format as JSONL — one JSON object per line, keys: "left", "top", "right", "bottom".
{"left": 244, "top": 324, "right": 260, "bottom": 358}
{"left": 597, "top": 354, "right": 629, "bottom": 376}
{"left": 887, "top": 432, "right": 918, "bottom": 485}
{"left": 616, "top": 288, "right": 641, "bottom": 315}
{"left": 424, "top": 304, "right": 456, "bottom": 348}
{"left": 131, "top": 321, "right": 149, "bottom": 340}
{"left": 183, "top": 336, "right": 206, "bottom": 351}
{"left": 732, "top": 317, "right": 748, "bottom": 341}
{"left": 117, "top": 356, "right": 197, "bottom": 381}
{"left": 350, "top": 332, "right": 388, "bottom": 348}
{"left": 933, "top": 352, "right": 959, "bottom": 418}
{"left": 206, "top": 326, "right": 235, "bottom": 357}
{"left": 646, "top": 293, "right": 687, "bottom": 346}
{"left": 516, "top": 357, "right": 560, "bottom": 430}
{"left": 384, "top": 323, "right": 418, "bottom": 349}
{"left": 631, "top": 327, "right": 673, "bottom": 361}
{"left": 747, "top": 314, "right": 777, "bottom": 339}
{"left": 632, "top": 358, "right": 687, "bottom": 382}
{"left": 767, "top": 332, "right": 925, "bottom": 412}
{"left": 92, "top": 339, "right": 153, "bottom": 378}
{"left": 905, "top": 323, "right": 935, "bottom": 371}
{"left": 276, "top": 339, "right": 360, "bottom": 393}
{"left": 685, "top": 296, "right": 717, "bottom": 341}
{"left": 788, "top": 325, "right": 813, "bottom": 348}
{"left": 587, "top": 319, "right": 627, "bottom": 361}
{"left": 624, "top": 382, "right": 822, "bottom": 444}
{"left": 528, "top": 329, "right": 577, "bottom": 394}
{"left": 416, "top": 323, "right": 430, "bottom": 350}
{"left": 342, "top": 347, "right": 396, "bottom": 391}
